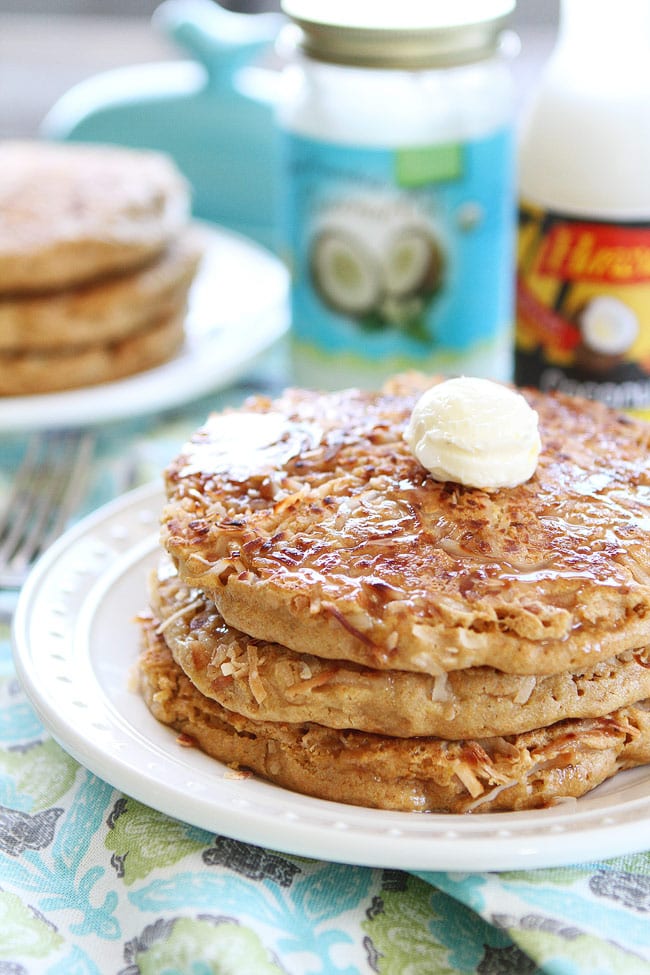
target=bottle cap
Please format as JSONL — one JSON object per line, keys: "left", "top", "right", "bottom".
{"left": 281, "top": 0, "right": 516, "bottom": 69}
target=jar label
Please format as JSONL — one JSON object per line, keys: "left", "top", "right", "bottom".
{"left": 280, "top": 128, "right": 514, "bottom": 386}
{"left": 515, "top": 200, "right": 650, "bottom": 418}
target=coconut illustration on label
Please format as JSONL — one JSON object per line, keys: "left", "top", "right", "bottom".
{"left": 575, "top": 295, "right": 640, "bottom": 375}
{"left": 309, "top": 193, "right": 446, "bottom": 342}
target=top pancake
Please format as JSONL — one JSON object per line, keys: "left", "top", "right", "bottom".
{"left": 0, "top": 141, "right": 190, "bottom": 294}
{"left": 161, "top": 377, "right": 650, "bottom": 676}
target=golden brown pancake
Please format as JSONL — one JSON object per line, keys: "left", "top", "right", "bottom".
{"left": 152, "top": 562, "right": 650, "bottom": 739}
{"left": 161, "top": 379, "right": 650, "bottom": 677}
{"left": 0, "top": 308, "right": 185, "bottom": 395}
{"left": 0, "top": 141, "right": 189, "bottom": 294}
{"left": 0, "top": 227, "right": 202, "bottom": 351}
{"left": 139, "top": 615, "right": 650, "bottom": 814}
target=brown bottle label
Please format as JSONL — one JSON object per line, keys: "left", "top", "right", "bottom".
{"left": 514, "top": 201, "right": 650, "bottom": 418}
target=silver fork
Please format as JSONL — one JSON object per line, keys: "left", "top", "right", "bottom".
{"left": 0, "top": 430, "right": 95, "bottom": 589}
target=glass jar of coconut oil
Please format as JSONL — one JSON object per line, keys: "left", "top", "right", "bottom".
{"left": 278, "top": 0, "right": 517, "bottom": 389}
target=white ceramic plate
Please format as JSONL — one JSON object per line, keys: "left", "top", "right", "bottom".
{"left": 0, "top": 224, "right": 288, "bottom": 432}
{"left": 12, "top": 483, "right": 650, "bottom": 871}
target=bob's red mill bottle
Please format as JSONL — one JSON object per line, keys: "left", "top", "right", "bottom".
{"left": 515, "top": 0, "right": 650, "bottom": 419}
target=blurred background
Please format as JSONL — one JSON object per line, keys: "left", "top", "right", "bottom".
{"left": 0, "top": 1, "right": 560, "bottom": 18}
{"left": 1, "top": 0, "right": 559, "bottom": 140}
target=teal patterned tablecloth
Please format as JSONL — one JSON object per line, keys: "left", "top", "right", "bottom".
{"left": 1, "top": 362, "right": 650, "bottom": 975}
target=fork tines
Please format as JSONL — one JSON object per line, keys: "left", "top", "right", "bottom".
{"left": 0, "top": 430, "right": 94, "bottom": 589}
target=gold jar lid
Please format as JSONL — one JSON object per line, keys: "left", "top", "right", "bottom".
{"left": 280, "top": 0, "right": 516, "bottom": 69}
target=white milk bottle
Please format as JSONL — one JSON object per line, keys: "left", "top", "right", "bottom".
{"left": 278, "top": 0, "right": 517, "bottom": 390}
{"left": 515, "top": 0, "right": 650, "bottom": 418}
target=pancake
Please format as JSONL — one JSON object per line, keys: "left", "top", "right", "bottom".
{"left": 0, "top": 307, "right": 185, "bottom": 395}
{"left": 139, "top": 615, "right": 650, "bottom": 814}
{"left": 0, "top": 227, "right": 203, "bottom": 351}
{"left": 161, "top": 380, "right": 650, "bottom": 677}
{"left": 152, "top": 562, "right": 650, "bottom": 739}
{"left": 0, "top": 141, "right": 189, "bottom": 294}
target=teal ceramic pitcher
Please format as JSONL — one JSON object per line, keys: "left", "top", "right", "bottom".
{"left": 42, "top": 0, "right": 284, "bottom": 251}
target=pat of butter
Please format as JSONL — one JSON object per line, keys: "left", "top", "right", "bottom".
{"left": 405, "top": 377, "right": 541, "bottom": 490}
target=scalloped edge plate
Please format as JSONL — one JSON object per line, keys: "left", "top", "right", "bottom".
{"left": 12, "top": 482, "right": 650, "bottom": 870}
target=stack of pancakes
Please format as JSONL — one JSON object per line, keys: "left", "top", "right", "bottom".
{"left": 0, "top": 140, "right": 201, "bottom": 395}
{"left": 139, "top": 374, "right": 650, "bottom": 813}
